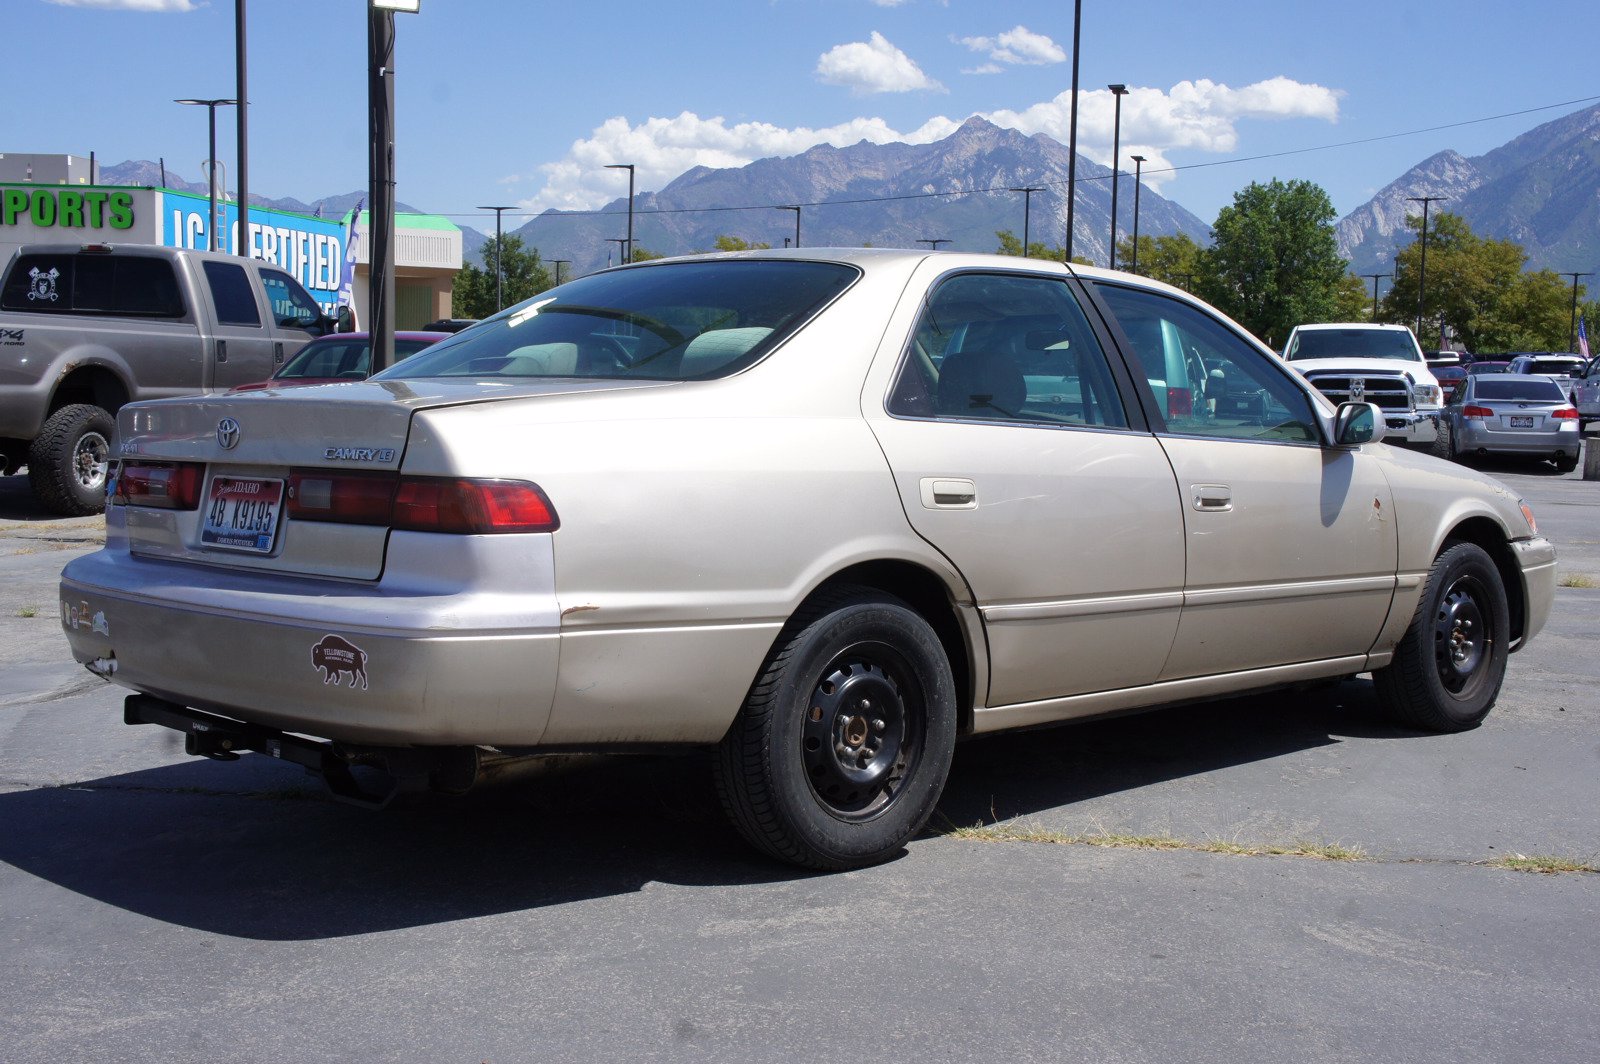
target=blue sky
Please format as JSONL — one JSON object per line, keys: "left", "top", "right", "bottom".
{"left": 12, "top": 0, "right": 1600, "bottom": 236}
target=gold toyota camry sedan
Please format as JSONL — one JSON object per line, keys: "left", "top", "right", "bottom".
{"left": 61, "top": 249, "right": 1557, "bottom": 870}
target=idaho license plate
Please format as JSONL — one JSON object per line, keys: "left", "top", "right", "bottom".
{"left": 200, "top": 476, "right": 284, "bottom": 553}
{"left": 1508, "top": 416, "right": 1535, "bottom": 428}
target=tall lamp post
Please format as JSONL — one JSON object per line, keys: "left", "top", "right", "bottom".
{"left": 174, "top": 98, "right": 236, "bottom": 251}
{"left": 1107, "top": 84, "right": 1128, "bottom": 270}
{"left": 367, "top": 0, "right": 420, "bottom": 375}
{"left": 605, "top": 237, "right": 629, "bottom": 266}
{"left": 1063, "top": 0, "right": 1082, "bottom": 262}
{"left": 1009, "top": 186, "right": 1044, "bottom": 256}
{"left": 1562, "top": 272, "right": 1593, "bottom": 350}
{"left": 777, "top": 205, "right": 801, "bottom": 248}
{"left": 477, "top": 205, "right": 516, "bottom": 311}
{"left": 550, "top": 259, "right": 570, "bottom": 286}
{"left": 917, "top": 238, "right": 950, "bottom": 251}
{"left": 605, "top": 163, "right": 634, "bottom": 263}
{"left": 234, "top": 0, "right": 249, "bottom": 257}
{"left": 1128, "top": 154, "right": 1146, "bottom": 275}
{"left": 1406, "top": 195, "right": 1445, "bottom": 341}
{"left": 1362, "top": 272, "right": 1392, "bottom": 320}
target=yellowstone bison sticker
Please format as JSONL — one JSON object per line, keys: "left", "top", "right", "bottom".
{"left": 311, "top": 634, "right": 369, "bottom": 690}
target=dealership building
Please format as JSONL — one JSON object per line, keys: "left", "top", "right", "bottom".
{"left": 0, "top": 153, "right": 462, "bottom": 328}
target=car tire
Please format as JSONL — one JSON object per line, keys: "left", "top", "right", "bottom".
{"left": 1554, "top": 452, "right": 1579, "bottom": 474}
{"left": 1372, "top": 542, "right": 1509, "bottom": 733}
{"left": 27, "top": 404, "right": 116, "bottom": 516}
{"left": 714, "top": 585, "right": 957, "bottom": 870}
{"left": 1429, "top": 423, "right": 1451, "bottom": 460}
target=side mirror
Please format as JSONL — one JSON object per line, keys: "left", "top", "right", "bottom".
{"left": 335, "top": 305, "right": 356, "bottom": 333}
{"left": 1334, "top": 401, "right": 1383, "bottom": 446}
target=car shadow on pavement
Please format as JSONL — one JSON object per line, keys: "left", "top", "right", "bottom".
{"left": 0, "top": 679, "right": 1417, "bottom": 941}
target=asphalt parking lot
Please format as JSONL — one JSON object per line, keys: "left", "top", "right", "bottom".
{"left": 1, "top": 455, "right": 1597, "bottom": 1064}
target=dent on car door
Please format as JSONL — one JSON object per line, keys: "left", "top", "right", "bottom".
{"left": 867, "top": 269, "right": 1186, "bottom": 707}
{"left": 1090, "top": 283, "right": 1398, "bottom": 679}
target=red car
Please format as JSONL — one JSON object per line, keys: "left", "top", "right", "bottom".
{"left": 231, "top": 331, "right": 450, "bottom": 392}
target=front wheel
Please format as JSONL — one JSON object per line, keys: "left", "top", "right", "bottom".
{"left": 1373, "top": 542, "right": 1509, "bottom": 732}
{"left": 715, "top": 586, "right": 957, "bottom": 870}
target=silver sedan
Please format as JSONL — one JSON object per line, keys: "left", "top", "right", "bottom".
{"left": 61, "top": 250, "right": 1557, "bottom": 869}
{"left": 1442, "top": 373, "right": 1583, "bottom": 472}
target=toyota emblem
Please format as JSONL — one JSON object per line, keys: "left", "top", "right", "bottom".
{"left": 217, "top": 417, "right": 241, "bottom": 450}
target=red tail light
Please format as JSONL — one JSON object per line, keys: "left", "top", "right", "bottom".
{"left": 1552, "top": 407, "right": 1579, "bottom": 420}
{"left": 111, "top": 461, "right": 203, "bottom": 509}
{"left": 1461, "top": 405, "right": 1495, "bottom": 419}
{"left": 1166, "top": 386, "right": 1192, "bottom": 419}
{"left": 393, "top": 478, "right": 559, "bottom": 533}
{"left": 286, "top": 471, "right": 557, "bottom": 533}
{"left": 287, "top": 471, "right": 396, "bottom": 524}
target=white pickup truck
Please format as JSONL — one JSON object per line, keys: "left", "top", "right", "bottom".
{"left": 1, "top": 243, "right": 343, "bottom": 514}
{"left": 1281, "top": 323, "right": 1446, "bottom": 452}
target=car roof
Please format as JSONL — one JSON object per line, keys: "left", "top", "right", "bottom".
{"left": 1287, "top": 322, "right": 1412, "bottom": 333}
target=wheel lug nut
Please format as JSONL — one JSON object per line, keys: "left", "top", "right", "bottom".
{"left": 873, "top": 718, "right": 885, "bottom": 731}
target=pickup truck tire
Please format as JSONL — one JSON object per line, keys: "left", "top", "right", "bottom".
{"left": 714, "top": 585, "right": 957, "bottom": 870}
{"left": 28, "top": 404, "right": 116, "bottom": 516}
{"left": 1373, "top": 541, "right": 1508, "bottom": 733}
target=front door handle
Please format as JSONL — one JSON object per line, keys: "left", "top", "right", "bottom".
{"left": 1192, "top": 484, "right": 1232, "bottom": 512}
{"left": 215, "top": 338, "right": 228, "bottom": 363}
{"left": 273, "top": 341, "right": 285, "bottom": 365}
{"left": 920, "top": 477, "right": 977, "bottom": 509}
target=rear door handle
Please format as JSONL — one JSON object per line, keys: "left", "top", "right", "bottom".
{"left": 920, "top": 477, "right": 977, "bottom": 509}
{"left": 1192, "top": 484, "right": 1232, "bottom": 512}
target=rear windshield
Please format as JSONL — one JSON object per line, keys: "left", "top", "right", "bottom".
{"left": 1, "top": 252, "right": 185, "bottom": 318}
{"left": 1524, "top": 359, "right": 1581, "bottom": 374}
{"left": 381, "top": 259, "right": 858, "bottom": 382}
{"left": 1284, "top": 329, "right": 1419, "bottom": 362}
{"left": 1475, "top": 379, "right": 1565, "bottom": 401}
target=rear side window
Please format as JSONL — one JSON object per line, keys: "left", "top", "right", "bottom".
{"left": 203, "top": 261, "right": 262, "bottom": 326}
{"left": 1, "top": 253, "right": 185, "bottom": 318}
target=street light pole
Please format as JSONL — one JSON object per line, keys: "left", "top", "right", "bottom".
{"left": 1562, "top": 272, "right": 1593, "bottom": 350}
{"left": 1009, "top": 186, "right": 1043, "bottom": 256}
{"left": 1363, "top": 272, "right": 1393, "bottom": 320}
{"left": 1107, "top": 84, "right": 1128, "bottom": 270}
{"left": 1407, "top": 195, "right": 1446, "bottom": 341}
{"left": 477, "top": 205, "right": 516, "bottom": 311}
{"left": 174, "top": 98, "right": 237, "bottom": 251}
{"left": 234, "top": 0, "right": 249, "bottom": 257}
{"left": 1128, "top": 154, "right": 1145, "bottom": 275}
{"left": 1063, "top": 0, "right": 1082, "bottom": 262}
{"left": 916, "top": 238, "right": 950, "bottom": 251}
{"left": 605, "top": 237, "right": 628, "bottom": 266}
{"left": 550, "top": 259, "right": 570, "bottom": 286}
{"left": 777, "top": 206, "right": 801, "bottom": 248}
{"left": 605, "top": 163, "right": 634, "bottom": 263}
{"left": 366, "top": 0, "right": 419, "bottom": 374}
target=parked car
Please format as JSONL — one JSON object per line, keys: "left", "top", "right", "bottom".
{"left": 1425, "top": 349, "right": 1468, "bottom": 372}
{"left": 230, "top": 331, "right": 450, "bottom": 392}
{"left": 60, "top": 250, "right": 1556, "bottom": 870}
{"left": 1573, "top": 355, "right": 1600, "bottom": 427}
{"left": 1466, "top": 360, "right": 1511, "bottom": 376}
{"left": 422, "top": 318, "right": 480, "bottom": 333}
{"left": 1280, "top": 323, "right": 1445, "bottom": 450}
{"left": 0, "top": 243, "right": 342, "bottom": 514}
{"left": 1442, "top": 373, "right": 1582, "bottom": 471}
{"left": 1506, "top": 353, "right": 1586, "bottom": 400}
{"left": 1433, "top": 364, "right": 1468, "bottom": 402}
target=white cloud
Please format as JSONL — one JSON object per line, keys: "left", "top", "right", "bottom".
{"left": 816, "top": 32, "right": 944, "bottom": 96}
{"left": 957, "top": 26, "right": 1066, "bottom": 66}
{"left": 46, "top": 0, "right": 204, "bottom": 10}
{"left": 520, "top": 76, "right": 1341, "bottom": 211}
{"left": 962, "top": 63, "right": 1004, "bottom": 76}
{"left": 869, "top": 0, "right": 910, "bottom": 6}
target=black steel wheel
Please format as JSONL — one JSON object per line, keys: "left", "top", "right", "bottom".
{"left": 1373, "top": 541, "right": 1509, "bottom": 732}
{"left": 715, "top": 585, "right": 956, "bottom": 870}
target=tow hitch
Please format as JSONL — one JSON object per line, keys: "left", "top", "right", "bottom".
{"left": 122, "top": 694, "right": 482, "bottom": 809}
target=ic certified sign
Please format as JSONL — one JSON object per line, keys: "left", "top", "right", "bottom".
{"left": 217, "top": 417, "right": 241, "bottom": 450}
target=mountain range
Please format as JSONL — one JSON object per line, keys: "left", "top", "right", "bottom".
{"left": 97, "top": 160, "right": 415, "bottom": 218}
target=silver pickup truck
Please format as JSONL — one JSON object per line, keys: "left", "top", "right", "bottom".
{"left": 1, "top": 243, "right": 342, "bottom": 514}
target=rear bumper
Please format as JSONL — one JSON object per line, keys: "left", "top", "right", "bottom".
{"left": 60, "top": 529, "right": 562, "bottom": 746}
{"left": 1454, "top": 419, "right": 1580, "bottom": 457}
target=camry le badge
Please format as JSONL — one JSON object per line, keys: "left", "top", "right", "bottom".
{"left": 323, "top": 446, "right": 397, "bottom": 462}
{"left": 217, "top": 417, "right": 241, "bottom": 450}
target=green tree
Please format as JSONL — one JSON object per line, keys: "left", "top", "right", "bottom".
{"left": 452, "top": 235, "right": 551, "bottom": 318}
{"left": 1114, "top": 233, "right": 1208, "bottom": 290}
{"left": 712, "top": 235, "right": 772, "bottom": 252}
{"left": 1333, "top": 272, "right": 1375, "bottom": 321}
{"left": 995, "top": 229, "right": 1065, "bottom": 261}
{"left": 629, "top": 246, "right": 664, "bottom": 262}
{"left": 1201, "top": 179, "right": 1350, "bottom": 348}
{"left": 1380, "top": 212, "right": 1574, "bottom": 353}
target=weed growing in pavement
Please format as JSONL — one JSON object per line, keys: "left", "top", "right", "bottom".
{"left": 16, "top": 605, "right": 38, "bottom": 618}
{"left": 1487, "top": 854, "right": 1597, "bottom": 874}
{"left": 1558, "top": 573, "right": 1598, "bottom": 589}
{"left": 936, "top": 818, "right": 1365, "bottom": 861}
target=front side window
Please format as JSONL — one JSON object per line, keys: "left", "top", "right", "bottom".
{"left": 385, "top": 260, "right": 857, "bottom": 382}
{"left": 1096, "top": 283, "right": 1320, "bottom": 444}
{"left": 259, "top": 269, "right": 323, "bottom": 331}
{"left": 887, "top": 272, "right": 1129, "bottom": 429}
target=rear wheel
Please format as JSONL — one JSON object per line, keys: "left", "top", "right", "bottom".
{"left": 1373, "top": 542, "right": 1509, "bottom": 732}
{"left": 1554, "top": 451, "right": 1579, "bottom": 474}
{"left": 715, "top": 586, "right": 957, "bottom": 870}
{"left": 27, "top": 404, "right": 115, "bottom": 516}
